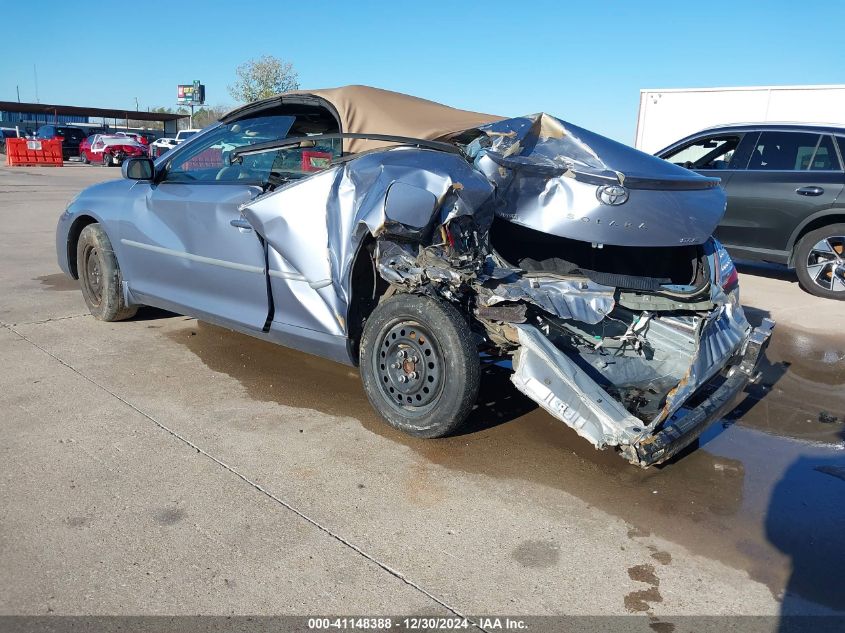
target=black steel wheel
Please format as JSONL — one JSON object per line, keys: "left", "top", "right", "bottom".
{"left": 360, "top": 293, "right": 480, "bottom": 438}
{"left": 795, "top": 224, "right": 845, "bottom": 300}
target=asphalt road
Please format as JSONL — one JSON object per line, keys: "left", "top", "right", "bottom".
{"left": 1, "top": 164, "right": 844, "bottom": 622}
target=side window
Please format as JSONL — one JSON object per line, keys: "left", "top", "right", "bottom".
{"left": 663, "top": 135, "right": 739, "bottom": 170}
{"left": 166, "top": 115, "right": 295, "bottom": 183}
{"left": 165, "top": 115, "right": 341, "bottom": 184}
{"left": 809, "top": 135, "right": 841, "bottom": 171}
{"left": 747, "top": 132, "right": 821, "bottom": 170}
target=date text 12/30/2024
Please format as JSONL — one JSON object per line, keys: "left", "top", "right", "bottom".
{"left": 307, "top": 617, "right": 528, "bottom": 630}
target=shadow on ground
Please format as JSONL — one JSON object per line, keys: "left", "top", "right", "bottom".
{"left": 768, "top": 425, "right": 845, "bottom": 618}
{"left": 736, "top": 260, "right": 798, "bottom": 283}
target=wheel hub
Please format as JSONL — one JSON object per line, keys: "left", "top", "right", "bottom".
{"left": 85, "top": 247, "right": 103, "bottom": 303}
{"left": 375, "top": 322, "right": 440, "bottom": 408}
{"left": 806, "top": 236, "right": 845, "bottom": 292}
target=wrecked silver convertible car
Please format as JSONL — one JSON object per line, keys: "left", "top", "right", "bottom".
{"left": 56, "top": 85, "right": 773, "bottom": 466}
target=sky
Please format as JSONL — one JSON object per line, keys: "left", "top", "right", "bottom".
{"left": 1, "top": 0, "right": 842, "bottom": 143}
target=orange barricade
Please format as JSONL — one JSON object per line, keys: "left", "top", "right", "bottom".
{"left": 5, "top": 138, "right": 63, "bottom": 167}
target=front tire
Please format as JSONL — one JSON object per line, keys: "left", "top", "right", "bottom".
{"left": 794, "top": 224, "right": 845, "bottom": 299}
{"left": 76, "top": 223, "right": 137, "bottom": 321}
{"left": 360, "top": 294, "right": 480, "bottom": 438}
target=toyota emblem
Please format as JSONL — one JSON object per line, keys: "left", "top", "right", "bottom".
{"left": 596, "top": 184, "right": 629, "bottom": 206}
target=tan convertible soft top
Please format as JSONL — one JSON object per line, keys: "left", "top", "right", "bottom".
{"left": 223, "top": 85, "right": 504, "bottom": 154}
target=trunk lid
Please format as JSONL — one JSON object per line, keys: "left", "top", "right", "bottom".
{"left": 467, "top": 114, "right": 726, "bottom": 248}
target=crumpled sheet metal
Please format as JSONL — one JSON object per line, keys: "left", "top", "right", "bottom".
{"left": 374, "top": 240, "right": 472, "bottom": 289}
{"left": 241, "top": 147, "right": 495, "bottom": 335}
{"left": 653, "top": 301, "right": 750, "bottom": 426}
{"left": 476, "top": 274, "right": 615, "bottom": 324}
{"left": 510, "top": 300, "right": 751, "bottom": 451}
{"left": 510, "top": 323, "right": 647, "bottom": 448}
{"left": 469, "top": 114, "right": 727, "bottom": 248}
{"left": 374, "top": 242, "right": 617, "bottom": 325}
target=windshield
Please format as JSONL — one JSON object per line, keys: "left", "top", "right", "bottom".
{"left": 57, "top": 128, "right": 85, "bottom": 142}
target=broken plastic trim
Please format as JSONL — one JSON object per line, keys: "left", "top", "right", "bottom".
{"left": 230, "top": 133, "right": 464, "bottom": 162}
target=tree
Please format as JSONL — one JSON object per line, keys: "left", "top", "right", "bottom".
{"left": 228, "top": 55, "right": 299, "bottom": 103}
{"left": 191, "top": 105, "right": 231, "bottom": 129}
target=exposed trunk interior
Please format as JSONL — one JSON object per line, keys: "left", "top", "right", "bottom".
{"left": 490, "top": 217, "right": 709, "bottom": 293}
{"left": 487, "top": 218, "right": 718, "bottom": 424}
{"left": 536, "top": 307, "right": 700, "bottom": 423}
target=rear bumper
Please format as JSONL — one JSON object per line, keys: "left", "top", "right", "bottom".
{"left": 509, "top": 317, "right": 775, "bottom": 468}
{"left": 625, "top": 318, "right": 775, "bottom": 467}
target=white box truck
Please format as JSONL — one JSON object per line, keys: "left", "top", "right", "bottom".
{"left": 635, "top": 84, "right": 845, "bottom": 153}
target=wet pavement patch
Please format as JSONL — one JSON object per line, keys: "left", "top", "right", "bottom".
{"left": 64, "top": 516, "right": 92, "bottom": 528}
{"left": 154, "top": 507, "right": 185, "bottom": 526}
{"left": 160, "top": 318, "right": 845, "bottom": 611}
{"left": 511, "top": 539, "right": 560, "bottom": 568}
{"left": 34, "top": 273, "right": 79, "bottom": 292}
{"left": 625, "top": 563, "right": 662, "bottom": 612}
{"left": 648, "top": 546, "right": 672, "bottom": 565}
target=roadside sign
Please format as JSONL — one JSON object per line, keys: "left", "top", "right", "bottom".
{"left": 177, "top": 83, "right": 206, "bottom": 105}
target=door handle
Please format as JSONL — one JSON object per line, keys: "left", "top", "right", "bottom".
{"left": 230, "top": 218, "right": 252, "bottom": 230}
{"left": 796, "top": 186, "right": 824, "bottom": 196}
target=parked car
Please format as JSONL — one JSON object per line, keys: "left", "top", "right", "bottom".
{"left": 114, "top": 131, "right": 150, "bottom": 145}
{"left": 35, "top": 124, "right": 87, "bottom": 159}
{"left": 657, "top": 124, "right": 845, "bottom": 299}
{"left": 55, "top": 86, "right": 773, "bottom": 467}
{"left": 78, "top": 134, "right": 147, "bottom": 166}
{"left": 0, "top": 127, "right": 22, "bottom": 154}
{"left": 78, "top": 135, "right": 96, "bottom": 163}
{"left": 175, "top": 129, "right": 200, "bottom": 143}
{"left": 149, "top": 137, "right": 178, "bottom": 157}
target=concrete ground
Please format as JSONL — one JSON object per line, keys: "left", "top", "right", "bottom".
{"left": 1, "top": 164, "right": 843, "bottom": 621}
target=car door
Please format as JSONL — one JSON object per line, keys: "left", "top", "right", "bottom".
{"left": 89, "top": 135, "right": 105, "bottom": 162}
{"left": 119, "top": 115, "right": 294, "bottom": 331}
{"left": 718, "top": 131, "right": 845, "bottom": 260}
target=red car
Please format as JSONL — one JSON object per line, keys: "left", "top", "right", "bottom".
{"left": 79, "top": 134, "right": 147, "bottom": 166}
{"left": 114, "top": 131, "right": 150, "bottom": 145}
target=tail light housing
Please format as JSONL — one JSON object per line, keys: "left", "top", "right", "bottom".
{"left": 713, "top": 240, "right": 739, "bottom": 293}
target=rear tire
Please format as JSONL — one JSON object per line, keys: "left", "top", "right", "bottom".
{"left": 360, "top": 293, "right": 480, "bottom": 438}
{"left": 76, "top": 223, "right": 137, "bottom": 321}
{"left": 794, "top": 223, "right": 845, "bottom": 300}
{"left": 80, "top": 152, "right": 89, "bottom": 164}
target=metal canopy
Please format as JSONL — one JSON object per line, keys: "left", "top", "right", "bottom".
{"left": 0, "top": 101, "right": 187, "bottom": 122}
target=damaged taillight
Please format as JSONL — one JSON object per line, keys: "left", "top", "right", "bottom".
{"left": 714, "top": 240, "right": 739, "bottom": 293}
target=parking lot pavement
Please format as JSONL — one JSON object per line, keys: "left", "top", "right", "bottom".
{"left": 1, "top": 164, "right": 843, "bottom": 618}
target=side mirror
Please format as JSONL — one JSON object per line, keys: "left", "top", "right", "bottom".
{"left": 122, "top": 157, "right": 154, "bottom": 180}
